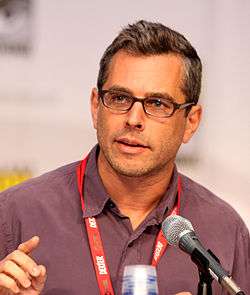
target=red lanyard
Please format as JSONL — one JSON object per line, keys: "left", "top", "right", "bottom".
{"left": 76, "top": 156, "right": 181, "bottom": 295}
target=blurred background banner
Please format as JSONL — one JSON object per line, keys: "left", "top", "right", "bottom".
{"left": 0, "top": 0, "right": 32, "bottom": 55}
{"left": 0, "top": 0, "right": 249, "bottom": 227}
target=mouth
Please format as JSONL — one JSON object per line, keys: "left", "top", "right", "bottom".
{"left": 115, "top": 137, "right": 149, "bottom": 154}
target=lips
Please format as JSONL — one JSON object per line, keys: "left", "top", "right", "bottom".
{"left": 115, "top": 137, "right": 148, "bottom": 148}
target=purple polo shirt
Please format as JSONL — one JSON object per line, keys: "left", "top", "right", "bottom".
{"left": 0, "top": 145, "right": 249, "bottom": 295}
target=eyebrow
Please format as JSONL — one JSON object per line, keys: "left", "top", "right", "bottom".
{"left": 106, "top": 85, "right": 175, "bottom": 102}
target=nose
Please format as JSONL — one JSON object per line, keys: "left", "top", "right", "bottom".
{"left": 125, "top": 101, "right": 145, "bottom": 131}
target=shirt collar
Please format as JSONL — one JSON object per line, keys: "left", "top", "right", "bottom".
{"left": 82, "top": 145, "right": 110, "bottom": 218}
{"left": 82, "top": 144, "right": 179, "bottom": 223}
{"left": 149, "top": 167, "right": 178, "bottom": 225}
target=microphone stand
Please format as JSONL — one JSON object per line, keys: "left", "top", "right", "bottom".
{"left": 197, "top": 268, "right": 213, "bottom": 295}
{"left": 191, "top": 248, "right": 246, "bottom": 295}
{"left": 191, "top": 249, "right": 216, "bottom": 295}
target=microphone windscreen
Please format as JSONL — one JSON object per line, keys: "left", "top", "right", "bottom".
{"left": 162, "top": 215, "right": 193, "bottom": 246}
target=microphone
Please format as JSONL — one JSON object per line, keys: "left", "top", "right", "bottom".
{"left": 162, "top": 215, "right": 245, "bottom": 295}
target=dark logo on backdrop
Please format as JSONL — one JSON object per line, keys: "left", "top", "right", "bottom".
{"left": 0, "top": 0, "right": 33, "bottom": 55}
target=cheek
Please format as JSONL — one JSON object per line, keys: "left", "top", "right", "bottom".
{"left": 96, "top": 109, "right": 108, "bottom": 135}
{"left": 96, "top": 109, "right": 121, "bottom": 142}
{"left": 170, "top": 115, "right": 187, "bottom": 136}
{"left": 150, "top": 118, "right": 186, "bottom": 150}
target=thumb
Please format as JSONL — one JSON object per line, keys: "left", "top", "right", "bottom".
{"left": 18, "top": 236, "right": 40, "bottom": 254}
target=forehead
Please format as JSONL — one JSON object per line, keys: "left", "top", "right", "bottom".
{"left": 103, "top": 51, "right": 185, "bottom": 101}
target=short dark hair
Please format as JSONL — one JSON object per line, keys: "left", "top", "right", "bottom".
{"left": 97, "top": 20, "right": 202, "bottom": 104}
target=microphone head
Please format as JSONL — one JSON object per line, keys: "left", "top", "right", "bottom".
{"left": 162, "top": 215, "right": 194, "bottom": 246}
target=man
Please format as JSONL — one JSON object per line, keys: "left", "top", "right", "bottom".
{"left": 0, "top": 20, "right": 249, "bottom": 295}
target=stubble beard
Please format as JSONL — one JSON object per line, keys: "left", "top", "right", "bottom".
{"left": 97, "top": 132, "right": 175, "bottom": 178}
{"left": 96, "top": 112, "right": 179, "bottom": 178}
{"left": 103, "top": 150, "right": 159, "bottom": 177}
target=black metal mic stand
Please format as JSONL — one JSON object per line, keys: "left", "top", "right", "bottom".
{"left": 191, "top": 248, "right": 246, "bottom": 295}
{"left": 191, "top": 249, "right": 216, "bottom": 295}
{"left": 197, "top": 268, "right": 214, "bottom": 295}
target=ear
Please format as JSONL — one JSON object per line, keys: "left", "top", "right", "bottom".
{"left": 90, "top": 87, "right": 100, "bottom": 130}
{"left": 182, "top": 105, "right": 202, "bottom": 144}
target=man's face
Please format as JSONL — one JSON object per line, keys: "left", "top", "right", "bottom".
{"left": 91, "top": 51, "right": 201, "bottom": 177}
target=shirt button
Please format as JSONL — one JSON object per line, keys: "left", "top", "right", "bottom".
{"left": 128, "top": 242, "right": 134, "bottom": 247}
{"left": 109, "top": 201, "right": 115, "bottom": 208}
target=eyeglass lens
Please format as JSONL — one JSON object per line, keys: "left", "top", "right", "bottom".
{"left": 102, "top": 91, "right": 175, "bottom": 117}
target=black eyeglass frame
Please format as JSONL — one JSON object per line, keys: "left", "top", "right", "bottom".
{"left": 98, "top": 89, "right": 196, "bottom": 118}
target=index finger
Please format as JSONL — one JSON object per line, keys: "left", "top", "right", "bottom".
{"left": 18, "top": 236, "right": 40, "bottom": 254}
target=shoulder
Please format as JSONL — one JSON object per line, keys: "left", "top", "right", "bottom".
{"left": 181, "top": 174, "right": 243, "bottom": 220}
{"left": 179, "top": 174, "right": 250, "bottom": 290}
{"left": 0, "top": 161, "right": 81, "bottom": 210}
{"left": 179, "top": 173, "right": 248, "bottom": 239}
{"left": 0, "top": 161, "right": 82, "bottom": 257}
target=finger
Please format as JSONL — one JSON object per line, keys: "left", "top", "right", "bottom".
{"left": 7, "top": 250, "right": 41, "bottom": 278}
{"left": 18, "top": 236, "right": 40, "bottom": 254}
{"left": 0, "top": 260, "right": 31, "bottom": 289}
{"left": 0, "top": 273, "right": 20, "bottom": 294}
{"left": 31, "top": 265, "right": 47, "bottom": 292}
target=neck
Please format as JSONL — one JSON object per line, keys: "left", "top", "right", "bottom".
{"left": 98, "top": 152, "right": 174, "bottom": 230}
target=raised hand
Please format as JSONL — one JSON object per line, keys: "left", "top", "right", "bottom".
{"left": 0, "top": 236, "right": 46, "bottom": 294}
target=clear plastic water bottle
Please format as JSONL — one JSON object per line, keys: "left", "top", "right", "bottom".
{"left": 122, "top": 265, "right": 159, "bottom": 295}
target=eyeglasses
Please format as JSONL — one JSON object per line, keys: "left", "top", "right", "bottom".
{"left": 99, "top": 89, "right": 195, "bottom": 118}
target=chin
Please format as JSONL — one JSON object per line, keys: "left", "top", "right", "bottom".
{"left": 109, "top": 161, "right": 157, "bottom": 178}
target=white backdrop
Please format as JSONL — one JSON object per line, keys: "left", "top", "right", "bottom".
{"left": 0, "top": 0, "right": 249, "bottom": 227}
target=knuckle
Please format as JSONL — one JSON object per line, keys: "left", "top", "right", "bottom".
{"left": 9, "top": 280, "right": 17, "bottom": 289}
{"left": 0, "top": 273, "right": 5, "bottom": 284}
{"left": 11, "top": 250, "right": 21, "bottom": 259}
{"left": 2, "top": 260, "right": 13, "bottom": 270}
{"left": 0, "top": 273, "right": 16, "bottom": 290}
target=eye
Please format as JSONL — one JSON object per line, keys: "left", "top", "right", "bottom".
{"left": 145, "top": 98, "right": 172, "bottom": 109}
{"left": 108, "top": 92, "right": 131, "bottom": 104}
{"left": 153, "top": 99, "right": 163, "bottom": 107}
{"left": 112, "top": 94, "right": 128, "bottom": 102}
